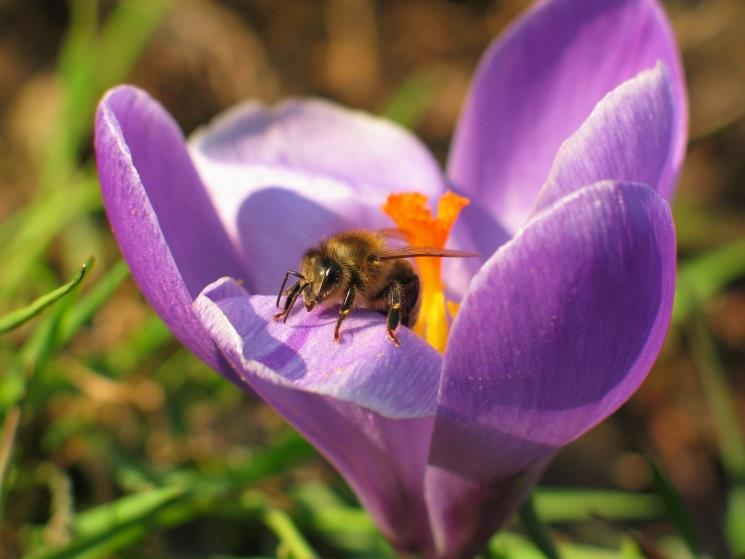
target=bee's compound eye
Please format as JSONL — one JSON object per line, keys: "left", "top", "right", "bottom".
{"left": 327, "top": 261, "right": 342, "bottom": 286}
{"left": 318, "top": 259, "right": 342, "bottom": 300}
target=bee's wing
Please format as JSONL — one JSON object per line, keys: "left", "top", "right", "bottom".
{"left": 378, "top": 246, "right": 479, "bottom": 260}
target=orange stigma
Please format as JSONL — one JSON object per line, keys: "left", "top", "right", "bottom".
{"left": 382, "top": 191, "right": 470, "bottom": 352}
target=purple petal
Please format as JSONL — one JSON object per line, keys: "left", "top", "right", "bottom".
{"left": 189, "top": 100, "right": 448, "bottom": 294}
{"left": 441, "top": 200, "right": 512, "bottom": 300}
{"left": 426, "top": 458, "right": 551, "bottom": 559}
{"left": 194, "top": 278, "right": 441, "bottom": 552}
{"left": 534, "top": 63, "right": 677, "bottom": 212}
{"left": 448, "top": 0, "right": 687, "bottom": 233}
{"left": 191, "top": 98, "right": 446, "bottom": 197}
{"left": 195, "top": 278, "right": 440, "bottom": 418}
{"left": 187, "top": 177, "right": 389, "bottom": 297}
{"left": 427, "top": 181, "right": 676, "bottom": 558}
{"left": 94, "top": 86, "right": 250, "bottom": 373}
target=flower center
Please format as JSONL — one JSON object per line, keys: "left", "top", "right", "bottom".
{"left": 382, "top": 191, "right": 470, "bottom": 352}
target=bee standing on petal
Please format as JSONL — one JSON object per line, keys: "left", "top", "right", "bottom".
{"left": 273, "top": 228, "right": 476, "bottom": 346}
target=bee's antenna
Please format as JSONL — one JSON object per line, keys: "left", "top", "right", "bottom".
{"left": 276, "top": 270, "right": 305, "bottom": 307}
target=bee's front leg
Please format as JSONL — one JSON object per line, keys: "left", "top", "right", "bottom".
{"left": 273, "top": 281, "right": 304, "bottom": 323}
{"left": 385, "top": 283, "right": 402, "bottom": 347}
{"left": 334, "top": 285, "right": 356, "bottom": 342}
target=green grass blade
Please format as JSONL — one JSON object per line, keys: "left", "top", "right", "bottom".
{"left": 489, "top": 532, "right": 623, "bottom": 559}
{"left": 102, "top": 315, "right": 171, "bottom": 377}
{"left": 726, "top": 485, "right": 745, "bottom": 557}
{"left": 520, "top": 492, "right": 561, "bottom": 559}
{"left": 25, "top": 487, "right": 185, "bottom": 559}
{"left": 534, "top": 488, "right": 663, "bottom": 522}
{"left": 291, "top": 483, "right": 393, "bottom": 557}
{"left": 8, "top": 0, "right": 168, "bottom": 294}
{"left": 0, "top": 258, "right": 93, "bottom": 335}
{"left": 2, "top": 303, "right": 68, "bottom": 416}
{"left": 685, "top": 315, "right": 745, "bottom": 556}
{"left": 0, "top": 408, "right": 21, "bottom": 509}
{"left": 686, "top": 317, "right": 745, "bottom": 480}
{"left": 47, "top": 525, "right": 148, "bottom": 559}
{"left": 0, "top": 258, "right": 121, "bottom": 501}
{"left": 220, "top": 432, "right": 314, "bottom": 487}
{"left": 292, "top": 482, "right": 397, "bottom": 559}
{"left": 73, "top": 487, "right": 185, "bottom": 537}
{"left": 96, "top": 0, "right": 171, "bottom": 88}
{"left": 263, "top": 506, "right": 319, "bottom": 559}
{"left": 42, "top": 0, "right": 98, "bottom": 186}
{"left": 26, "top": 434, "right": 314, "bottom": 558}
{"left": 0, "top": 175, "right": 100, "bottom": 299}
{"left": 43, "top": 0, "right": 171, "bottom": 191}
{"left": 1, "top": 302, "right": 74, "bottom": 503}
{"left": 164, "top": 431, "right": 314, "bottom": 490}
{"left": 379, "top": 69, "right": 439, "bottom": 129}
{"left": 57, "top": 260, "right": 129, "bottom": 347}
{"left": 674, "top": 237, "right": 745, "bottom": 323}
{"left": 648, "top": 459, "right": 701, "bottom": 558}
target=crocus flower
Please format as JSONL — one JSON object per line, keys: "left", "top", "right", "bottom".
{"left": 94, "top": 0, "right": 687, "bottom": 557}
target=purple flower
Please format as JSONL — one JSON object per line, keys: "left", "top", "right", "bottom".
{"left": 94, "top": 0, "right": 687, "bottom": 557}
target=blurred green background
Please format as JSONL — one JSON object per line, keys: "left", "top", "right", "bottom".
{"left": 1, "top": 0, "right": 744, "bottom": 558}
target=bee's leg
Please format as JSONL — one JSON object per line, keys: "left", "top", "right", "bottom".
{"left": 275, "top": 270, "right": 305, "bottom": 308}
{"left": 398, "top": 274, "right": 420, "bottom": 328}
{"left": 334, "top": 285, "right": 356, "bottom": 342}
{"left": 273, "top": 281, "right": 304, "bottom": 323}
{"left": 386, "top": 283, "right": 402, "bottom": 347}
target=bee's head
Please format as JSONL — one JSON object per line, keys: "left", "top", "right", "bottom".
{"left": 300, "top": 250, "right": 342, "bottom": 310}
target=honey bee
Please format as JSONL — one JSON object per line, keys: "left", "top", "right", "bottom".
{"left": 273, "top": 229, "right": 476, "bottom": 346}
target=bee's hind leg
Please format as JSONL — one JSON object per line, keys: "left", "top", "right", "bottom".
{"left": 334, "top": 285, "right": 356, "bottom": 342}
{"left": 385, "top": 283, "right": 402, "bottom": 347}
